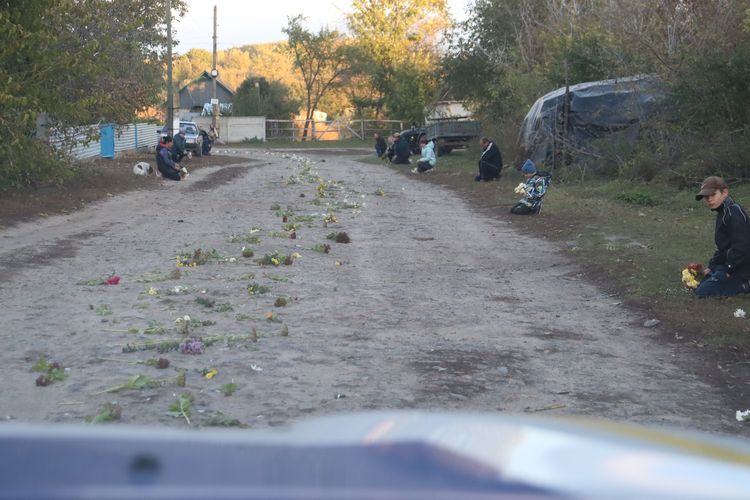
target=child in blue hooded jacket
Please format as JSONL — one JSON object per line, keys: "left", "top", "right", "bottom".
{"left": 511, "top": 160, "right": 551, "bottom": 215}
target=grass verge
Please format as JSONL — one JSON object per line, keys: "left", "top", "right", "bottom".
{"left": 367, "top": 146, "right": 750, "bottom": 352}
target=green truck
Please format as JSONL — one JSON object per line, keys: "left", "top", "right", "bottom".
{"left": 426, "top": 119, "right": 482, "bottom": 156}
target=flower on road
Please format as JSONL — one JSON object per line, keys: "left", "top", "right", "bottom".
{"left": 736, "top": 409, "right": 750, "bottom": 422}
{"left": 734, "top": 308, "right": 746, "bottom": 319}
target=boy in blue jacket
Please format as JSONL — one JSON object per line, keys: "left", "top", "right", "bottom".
{"left": 510, "top": 160, "right": 551, "bottom": 215}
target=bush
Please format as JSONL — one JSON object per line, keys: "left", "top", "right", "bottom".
{"left": 0, "top": 137, "right": 74, "bottom": 189}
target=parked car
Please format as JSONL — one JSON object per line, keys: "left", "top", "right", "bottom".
{"left": 159, "top": 120, "right": 203, "bottom": 157}
{"left": 398, "top": 127, "right": 427, "bottom": 155}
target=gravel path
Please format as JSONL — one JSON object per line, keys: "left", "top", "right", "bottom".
{"left": 0, "top": 149, "right": 742, "bottom": 435}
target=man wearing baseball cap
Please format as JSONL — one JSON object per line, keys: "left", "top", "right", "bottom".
{"left": 694, "top": 176, "right": 750, "bottom": 297}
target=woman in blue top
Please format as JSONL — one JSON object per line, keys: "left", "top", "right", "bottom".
{"left": 413, "top": 138, "right": 436, "bottom": 173}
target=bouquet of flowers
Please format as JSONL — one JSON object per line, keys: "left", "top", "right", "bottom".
{"left": 681, "top": 263, "right": 704, "bottom": 289}
{"left": 514, "top": 182, "right": 527, "bottom": 195}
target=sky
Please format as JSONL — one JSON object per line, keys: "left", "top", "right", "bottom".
{"left": 175, "top": 0, "right": 471, "bottom": 52}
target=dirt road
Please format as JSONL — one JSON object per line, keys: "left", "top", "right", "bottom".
{"left": 0, "top": 149, "right": 743, "bottom": 435}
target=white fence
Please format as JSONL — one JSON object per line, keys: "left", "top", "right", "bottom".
{"left": 51, "top": 117, "right": 400, "bottom": 159}
{"left": 265, "top": 118, "right": 403, "bottom": 141}
{"left": 193, "top": 116, "right": 265, "bottom": 142}
{"left": 50, "top": 122, "right": 161, "bottom": 160}
{"left": 49, "top": 125, "right": 101, "bottom": 159}
{"left": 115, "top": 123, "right": 161, "bottom": 153}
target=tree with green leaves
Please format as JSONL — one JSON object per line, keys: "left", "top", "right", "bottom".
{"left": 282, "top": 15, "right": 351, "bottom": 139}
{"left": 444, "top": 0, "right": 750, "bottom": 180}
{"left": 346, "top": 0, "right": 450, "bottom": 123}
{"left": 0, "top": 0, "right": 185, "bottom": 188}
{"left": 234, "top": 76, "right": 301, "bottom": 119}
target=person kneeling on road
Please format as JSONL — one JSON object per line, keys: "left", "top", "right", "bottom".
{"left": 392, "top": 132, "right": 411, "bottom": 164}
{"left": 510, "top": 160, "right": 551, "bottom": 215}
{"left": 171, "top": 127, "right": 187, "bottom": 162}
{"left": 694, "top": 176, "right": 750, "bottom": 298}
{"left": 475, "top": 136, "right": 502, "bottom": 181}
{"left": 156, "top": 136, "right": 186, "bottom": 181}
{"left": 412, "top": 137, "right": 436, "bottom": 173}
{"left": 374, "top": 133, "right": 387, "bottom": 158}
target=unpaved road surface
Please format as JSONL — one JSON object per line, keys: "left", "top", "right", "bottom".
{"left": 0, "top": 149, "right": 744, "bottom": 436}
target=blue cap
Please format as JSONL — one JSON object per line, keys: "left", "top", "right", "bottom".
{"left": 521, "top": 159, "right": 536, "bottom": 174}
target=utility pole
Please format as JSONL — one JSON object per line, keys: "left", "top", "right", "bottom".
{"left": 166, "top": 0, "right": 174, "bottom": 137}
{"left": 211, "top": 5, "right": 218, "bottom": 135}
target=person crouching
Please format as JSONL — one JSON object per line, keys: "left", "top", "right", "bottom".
{"left": 412, "top": 137, "right": 436, "bottom": 173}
{"left": 156, "top": 136, "right": 185, "bottom": 181}
{"left": 694, "top": 176, "right": 750, "bottom": 298}
{"left": 510, "top": 160, "right": 551, "bottom": 215}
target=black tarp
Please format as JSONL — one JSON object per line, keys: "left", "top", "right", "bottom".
{"left": 519, "top": 75, "right": 664, "bottom": 168}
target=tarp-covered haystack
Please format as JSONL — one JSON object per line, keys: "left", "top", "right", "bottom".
{"left": 519, "top": 75, "right": 665, "bottom": 168}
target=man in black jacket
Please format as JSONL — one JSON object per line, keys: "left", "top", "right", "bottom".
{"left": 392, "top": 133, "right": 411, "bottom": 164}
{"left": 172, "top": 127, "right": 187, "bottom": 162}
{"left": 374, "top": 133, "right": 387, "bottom": 158}
{"left": 475, "top": 137, "right": 502, "bottom": 181}
{"left": 695, "top": 176, "right": 750, "bottom": 297}
{"left": 156, "top": 137, "right": 184, "bottom": 181}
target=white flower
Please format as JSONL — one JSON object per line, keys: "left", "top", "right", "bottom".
{"left": 736, "top": 409, "right": 750, "bottom": 422}
{"left": 735, "top": 308, "right": 747, "bottom": 318}
{"left": 229, "top": 257, "right": 237, "bottom": 263}
{"left": 250, "top": 364, "right": 263, "bottom": 372}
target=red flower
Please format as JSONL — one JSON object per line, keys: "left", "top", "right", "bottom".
{"left": 105, "top": 275, "right": 121, "bottom": 285}
{"left": 686, "top": 263, "right": 703, "bottom": 272}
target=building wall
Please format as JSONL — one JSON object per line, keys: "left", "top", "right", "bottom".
{"left": 178, "top": 79, "right": 234, "bottom": 110}
{"left": 194, "top": 116, "right": 265, "bottom": 142}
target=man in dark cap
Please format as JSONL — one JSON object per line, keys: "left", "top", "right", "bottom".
{"left": 694, "top": 176, "right": 750, "bottom": 297}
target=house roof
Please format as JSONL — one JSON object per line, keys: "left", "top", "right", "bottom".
{"left": 178, "top": 70, "right": 236, "bottom": 95}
